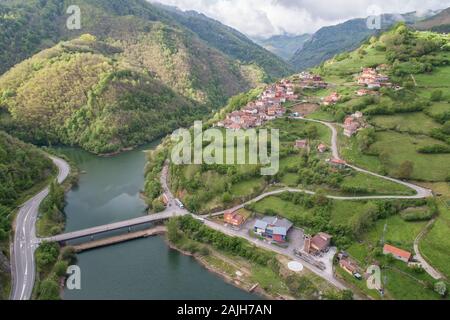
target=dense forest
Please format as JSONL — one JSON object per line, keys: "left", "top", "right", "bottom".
{"left": 0, "top": 0, "right": 291, "bottom": 79}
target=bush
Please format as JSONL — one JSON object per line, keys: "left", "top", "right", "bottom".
{"left": 417, "top": 145, "right": 450, "bottom": 154}
{"left": 431, "top": 90, "right": 443, "bottom": 102}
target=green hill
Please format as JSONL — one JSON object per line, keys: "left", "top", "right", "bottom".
{"left": 0, "top": 0, "right": 294, "bottom": 154}
{"left": 0, "top": 35, "right": 213, "bottom": 154}
{"left": 310, "top": 24, "right": 450, "bottom": 182}
{"left": 0, "top": 0, "right": 291, "bottom": 79}
{"left": 0, "top": 130, "right": 54, "bottom": 298}
{"left": 290, "top": 12, "right": 433, "bottom": 71}
{"left": 153, "top": 4, "right": 293, "bottom": 78}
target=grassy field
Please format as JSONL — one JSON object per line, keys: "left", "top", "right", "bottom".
{"left": 341, "top": 172, "right": 415, "bottom": 196}
{"left": 415, "top": 65, "right": 450, "bottom": 88}
{"left": 370, "top": 113, "right": 442, "bottom": 135}
{"left": 252, "top": 196, "right": 315, "bottom": 223}
{"left": 342, "top": 130, "right": 450, "bottom": 181}
{"left": 420, "top": 202, "right": 450, "bottom": 279}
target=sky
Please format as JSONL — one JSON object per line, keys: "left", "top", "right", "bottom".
{"left": 149, "top": 0, "right": 450, "bottom": 38}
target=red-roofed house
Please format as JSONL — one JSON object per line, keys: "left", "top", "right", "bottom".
{"left": 304, "top": 232, "right": 332, "bottom": 254}
{"left": 224, "top": 211, "right": 247, "bottom": 228}
{"left": 383, "top": 244, "right": 412, "bottom": 263}
{"left": 323, "top": 92, "right": 341, "bottom": 106}
{"left": 317, "top": 143, "right": 328, "bottom": 153}
{"left": 295, "top": 139, "right": 309, "bottom": 149}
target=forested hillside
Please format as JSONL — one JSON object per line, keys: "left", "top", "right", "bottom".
{"left": 0, "top": 0, "right": 294, "bottom": 154}
{"left": 0, "top": 0, "right": 291, "bottom": 79}
{"left": 154, "top": 4, "right": 293, "bottom": 79}
{"left": 0, "top": 35, "right": 212, "bottom": 154}
{"left": 290, "top": 12, "right": 433, "bottom": 71}
{"left": 0, "top": 130, "right": 54, "bottom": 298}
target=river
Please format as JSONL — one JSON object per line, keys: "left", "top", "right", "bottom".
{"left": 55, "top": 143, "right": 257, "bottom": 300}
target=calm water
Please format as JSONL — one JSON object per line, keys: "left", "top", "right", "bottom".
{"left": 57, "top": 144, "right": 257, "bottom": 300}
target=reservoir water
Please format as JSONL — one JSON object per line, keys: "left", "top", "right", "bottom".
{"left": 57, "top": 143, "right": 257, "bottom": 300}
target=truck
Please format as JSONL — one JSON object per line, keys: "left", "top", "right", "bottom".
{"left": 175, "top": 198, "right": 184, "bottom": 209}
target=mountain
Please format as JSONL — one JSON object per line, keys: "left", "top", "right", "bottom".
{"left": 0, "top": 0, "right": 291, "bottom": 79}
{"left": 415, "top": 7, "right": 450, "bottom": 33}
{"left": 253, "top": 34, "right": 311, "bottom": 61}
{"left": 0, "top": 0, "right": 292, "bottom": 154}
{"left": 153, "top": 4, "right": 293, "bottom": 79}
{"left": 290, "top": 12, "right": 435, "bottom": 71}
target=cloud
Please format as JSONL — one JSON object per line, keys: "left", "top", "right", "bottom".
{"left": 150, "top": 0, "right": 450, "bottom": 38}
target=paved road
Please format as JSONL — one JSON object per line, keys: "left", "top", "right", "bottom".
{"left": 293, "top": 117, "right": 433, "bottom": 199}
{"left": 203, "top": 219, "right": 347, "bottom": 290}
{"left": 10, "top": 156, "right": 70, "bottom": 300}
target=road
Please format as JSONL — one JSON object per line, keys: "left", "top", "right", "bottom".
{"left": 10, "top": 156, "right": 70, "bottom": 300}
{"left": 45, "top": 210, "right": 188, "bottom": 243}
{"left": 413, "top": 219, "right": 444, "bottom": 280}
{"left": 203, "top": 219, "right": 347, "bottom": 290}
{"left": 293, "top": 117, "right": 433, "bottom": 199}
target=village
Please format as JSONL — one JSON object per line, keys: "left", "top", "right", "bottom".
{"left": 208, "top": 65, "right": 427, "bottom": 295}
{"left": 221, "top": 207, "right": 426, "bottom": 295}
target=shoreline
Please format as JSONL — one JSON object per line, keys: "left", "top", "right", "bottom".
{"left": 164, "top": 237, "right": 280, "bottom": 300}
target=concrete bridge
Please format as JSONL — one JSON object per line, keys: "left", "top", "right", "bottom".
{"left": 44, "top": 210, "right": 188, "bottom": 243}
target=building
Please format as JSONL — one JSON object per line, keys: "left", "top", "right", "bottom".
{"left": 317, "top": 143, "right": 328, "bottom": 153}
{"left": 304, "top": 232, "right": 333, "bottom": 254}
{"left": 295, "top": 139, "right": 309, "bottom": 149}
{"left": 224, "top": 211, "right": 247, "bottom": 227}
{"left": 323, "top": 92, "right": 341, "bottom": 106}
{"left": 383, "top": 244, "right": 412, "bottom": 263}
{"left": 343, "top": 113, "right": 364, "bottom": 137}
{"left": 328, "top": 158, "right": 347, "bottom": 169}
{"left": 253, "top": 216, "right": 293, "bottom": 243}
{"left": 339, "top": 258, "right": 359, "bottom": 275}
{"left": 161, "top": 193, "right": 169, "bottom": 206}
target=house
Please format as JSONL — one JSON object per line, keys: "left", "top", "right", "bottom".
{"left": 304, "top": 232, "right": 332, "bottom": 254}
{"left": 383, "top": 244, "right": 412, "bottom": 263}
{"left": 253, "top": 216, "right": 293, "bottom": 243}
{"left": 317, "top": 143, "right": 328, "bottom": 153}
{"left": 224, "top": 211, "right": 247, "bottom": 227}
{"left": 328, "top": 158, "right": 347, "bottom": 169}
{"left": 343, "top": 113, "right": 364, "bottom": 137}
{"left": 340, "top": 258, "right": 358, "bottom": 275}
{"left": 295, "top": 139, "right": 309, "bottom": 149}
{"left": 323, "top": 92, "right": 341, "bottom": 106}
{"left": 356, "top": 89, "right": 376, "bottom": 96}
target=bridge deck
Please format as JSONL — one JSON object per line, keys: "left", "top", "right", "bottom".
{"left": 45, "top": 210, "right": 187, "bottom": 242}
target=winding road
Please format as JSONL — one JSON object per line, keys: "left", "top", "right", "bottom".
{"left": 10, "top": 156, "right": 70, "bottom": 300}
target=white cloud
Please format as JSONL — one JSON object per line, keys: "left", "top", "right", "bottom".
{"left": 150, "top": 0, "right": 450, "bottom": 38}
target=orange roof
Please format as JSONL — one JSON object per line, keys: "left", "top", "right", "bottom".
{"left": 383, "top": 244, "right": 412, "bottom": 260}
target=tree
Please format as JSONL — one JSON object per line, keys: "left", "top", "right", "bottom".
{"left": 61, "top": 246, "right": 76, "bottom": 264}
{"left": 54, "top": 260, "right": 69, "bottom": 277}
{"left": 398, "top": 160, "right": 414, "bottom": 179}
{"left": 434, "top": 281, "right": 447, "bottom": 297}
{"left": 38, "top": 279, "right": 60, "bottom": 300}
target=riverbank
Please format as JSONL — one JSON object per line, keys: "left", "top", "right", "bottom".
{"left": 165, "top": 237, "right": 281, "bottom": 300}
{"left": 166, "top": 216, "right": 352, "bottom": 300}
